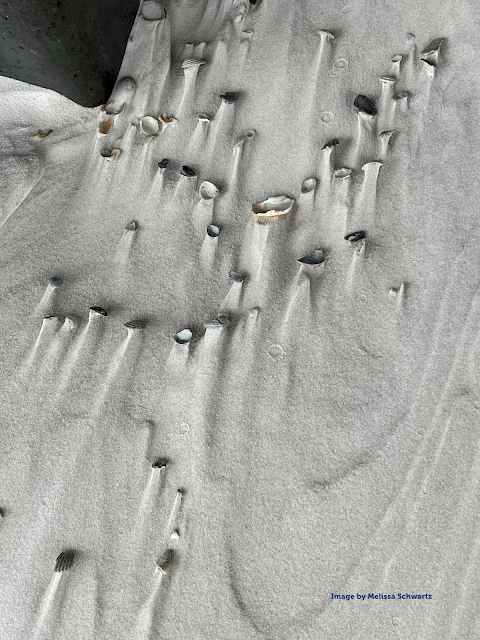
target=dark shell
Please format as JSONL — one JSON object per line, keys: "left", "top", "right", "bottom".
{"left": 322, "top": 138, "right": 339, "bottom": 149}
{"left": 344, "top": 230, "right": 366, "bottom": 242}
{"left": 207, "top": 224, "right": 220, "bottom": 237}
{"left": 298, "top": 249, "right": 325, "bottom": 265}
{"left": 158, "top": 158, "right": 169, "bottom": 169}
{"left": 54, "top": 550, "right": 75, "bottom": 572}
{"left": 156, "top": 549, "right": 172, "bottom": 574}
{"left": 181, "top": 165, "right": 196, "bottom": 178}
{"left": 152, "top": 458, "right": 167, "bottom": 469}
{"left": 174, "top": 328, "right": 192, "bottom": 344}
{"left": 90, "top": 306, "right": 108, "bottom": 316}
{"left": 0, "top": 507, "right": 4, "bottom": 518}
{"left": 124, "top": 319, "right": 145, "bottom": 329}
{"left": 354, "top": 95, "right": 377, "bottom": 116}
{"left": 125, "top": 221, "right": 138, "bottom": 231}
{"left": 220, "top": 92, "right": 237, "bottom": 104}
{"left": 49, "top": 276, "right": 63, "bottom": 288}
{"left": 229, "top": 270, "right": 245, "bottom": 283}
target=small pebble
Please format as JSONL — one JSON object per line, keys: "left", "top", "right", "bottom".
{"left": 49, "top": 276, "right": 63, "bottom": 288}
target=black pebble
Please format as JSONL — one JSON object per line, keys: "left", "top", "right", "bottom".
{"left": 220, "top": 92, "right": 237, "bottom": 104}
{"left": 90, "top": 306, "right": 108, "bottom": 316}
{"left": 181, "top": 165, "right": 196, "bottom": 177}
{"left": 229, "top": 270, "right": 245, "bottom": 283}
{"left": 354, "top": 95, "right": 377, "bottom": 116}
{"left": 158, "top": 158, "right": 169, "bottom": 169}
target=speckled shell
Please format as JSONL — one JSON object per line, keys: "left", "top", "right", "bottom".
{"left": 199, "top": 181, "right": 219, "bottom": 201}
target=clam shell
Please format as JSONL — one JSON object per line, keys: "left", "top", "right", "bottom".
{"left": 181, "top": 58, "right": 206, "bottom": 69}
{"left": 37, "top": 129, "right": 52, "bottom": 138}
{"left": 246, "top": 129, "right": 256, "bottom": 138}
{"left": 297, "top": 249, "right": 325, "bottom": 266}
{"left": 49, "top": 276, "right": 63, "bottom": 288}
{"left": 220, "top": 92, "right": 237, "bottom": 104}
{"left": 301, "top": 178, "right": 317, "bottom": 193}
{"left": 181, "top": 165, "right": 196, "bottom": 178}
{"left": 233, "top": 135, "right": 246, "bottom": 149}
{"left": 160, "top": 114, "right": 177, "bottom": 125}
{"left": 141, "top": 1, "right": 167, "bottom": 20}
{"left": 157, "top": 158, "right": 169, "bottom": 169}
{"left": 392, "top": 54, "right": 402, "bottom": 63}
{"left": 206, "top": 224, "right": 220, "bottom": 237}
{"left": 174, "top": 329, "right": 192, "bottom": 344}
{"left": 152, "top": 458, "right": 167, "bottom": 469}
{"left": 322, "top": 137, "right": 339, "bottom": 150}
{"left": 63, "top": 315, "right": 79, "bottom": 330}
{"left": 124, "top": 320, "right": 145, "bottom": 329}
{"left": 90, "top": 306, "right": 108, "bottom": 317}
{"left": 140, "top": 116, "right": 160, "bottom": 136}
{"left": 125, "top": 220, "right": 138, "bottom": 231}
{"left": 101, "top": 148, "right": 121, "bottom": 161}
{"left": 344, "top": 230, "right": 366, "bottom": 242}
{"left": 229, "top": 270, "right": 245, "bottom": 283}
{"left": 98, "top": 120, "right": 113, "bottom": 135}
{"left": 105, "top": 77, "right": 136, "bottom": 114}
{"left": 354, "top": 94, "right": 377, "bottom": 116}
{"left": 204, "top": 315, "right": 230, "bottom": 328}
{"left": 252, "top": 195, "right": 294, "bottom": 217}
{"left": 156, "top": 550, "right": 172, "bottom": 574}
{"left": 334, "top": 168, "right": 352, "bottom": 179}
{"left": 199, "top": 181, "right": 219, "bottom": 201}
{"left": 196, "top": 113, "right": 210, "bottom": 122}
{"left": 54, "top": 550, "right": 75, "bottom": 572}
{"left": 421, "top": 38, "right": 443, "bottom": 66}
{"left": 170, "top": 529, "right": 180, "bottom": 540}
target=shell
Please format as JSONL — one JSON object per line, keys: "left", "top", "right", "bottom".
{"left": 152, "top": 458, "right": 167, "bottom": 469}
{"left": 301, "top": 178, "right": 317, "bottom": 193}
{"left": 140, "top": 116, "right": 160, "bottom": 136}
{"left": 125, "top": 220, "right": 138, "bottom": 231}
{"left": 380, "top": 76, "right": 396, "bottom": 85}
{"left": 54, "top": 550, "right": 75, "bottom": 572}
{"left": 63, "top": 315, "right": 79, "bottom": 330}
{"left": 160, "top": 114, "right": 177, "bottom": 125}
{"left": 37, "top": 129, "right": 52, "bottom": 138}
{"left": 181, "top": 166, "right": 196, "bottom": 178}
{"left": 334, "top": 168, "right": 352, "bottom": 179}
{"left": 206, "top": 224, "right": 220, "bottom": 237}
{"left": 199, "top": 181, "right": 219, "bottom": 201}
{"left": 156, "top": 550, "right": 172, "bottom": 574}
{"left": 233, "top": 135, "right": 246, "bottom": 149}
{"left": 297, "top": 249, "right": 325, "bottom": 266}
{"left": 196, "top": 113, "right": 210, "bottom": 122}
{"left": 354, "top": 94, "right": 377, "bottom": 116}
{"left": 157, "top": 158, "right": 169, "bottom": 169}
{"left": 229, "top": 270, "right": 245, "bottom": 283}
{"left": 392, "top": 54, "right": 402, "bottom": 63}
{"left": 322, "top": 138, "right": 339, "bottom": 150}
{"left": 141, "top": 1, "right": 167, "bottom": 20}
{"left": 98, "top": 120, "right": 113, "bottom": 135}
{"left": 181, "top": 58, "right": 206, "bottom": 69}
{"left": 344, "top": 230, "right": 366, "bottom": 242}
{"left": 101, "top": 148, "right": 121, "bottom": 161}
{"left": 421, "top": 38, "right": 443, "bottom": 66}
{"left": 242, "top": 29, "right": 254, "bottom": 37}
{"left": 220, "top": 92, "right": 237, "bottom": 104}
{"left": 0, "top": 508, "right": 4, "bottom": 518}
{"left": 204, "top": 315, "right": 230, "bottom": 328}
{"left": 252, "top": 195, "right": 294, "bottom": 217}
{"left": 246, "top": 129, "right": 256, "bottom": 138}
{"left": 124, "top": 320, "right": 145, "bottom": 329}
{"left": 90, "top": 306, "right": 108, "bottom": 317}
{"left": 174, "top": 329, "right": 192, "bottom": 344}
{"left": 170, "top": 529, "right": 180, "bottom": 540}
{"left": 105, "top": 77, "right": 136, "bottom": 114}
{"left": 49, "top": 276, "right": 63, "bottom": 288}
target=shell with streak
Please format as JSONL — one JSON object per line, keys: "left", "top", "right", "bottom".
{"left": 54, "top": 550, "right": 75, "bottom": 572}
{"left": 174, "top": 329, "right": 192, "bottom": 344}
{"left": 141, "top": 1, "right": 167, "bottom": 20}
{"left": 199, "top": 181, "right": 219, "bottom": 201}
{"left": 297, "top": 249, "right": 325, "bottom": 266}
{"left": 252, "top": 195, "right": 294, "bottom": 218}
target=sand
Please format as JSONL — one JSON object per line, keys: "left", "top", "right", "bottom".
{"left": 0, "top": 0, "right": 479, "bottom": 638}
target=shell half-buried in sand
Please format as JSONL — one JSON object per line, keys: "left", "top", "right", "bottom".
{"left": 156, "top": 549, "right": 173, "bottom": 574}
{"left": 54, "top": 550, "right": 75, "bottom": 572}
{"left": 252, "top": 195, "right": 294, "bottom": 219}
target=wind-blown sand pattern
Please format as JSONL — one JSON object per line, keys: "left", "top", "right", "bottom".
{"left": 0, "top": 0, "right": 479, "bottom": 638}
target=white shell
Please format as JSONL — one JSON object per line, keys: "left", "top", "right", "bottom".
{"left": 199, "top": 181, "right": 219, "bottom": 201}
{"left": 181, "top": 59, "right": 206, "bottom": 69}
{"left": 333, "top": 168, "right": 351, "bottom": 179}
{"left": 174, "top": 329, "right": 192, "bottom": 344}
{"left": 252, "top": 195, "right": 294, "bottom": 217}
{"left": 141, "top": 1, "right": 166, "bottom": 20}
{"left": 233, "top": 135, "right": 246, "bottom": 149}
{"left": 196, "top": 113, "right": 210, "bottom": 122}
{"left": 140, "top": 116, "right": 160, "bottom": 136}
{"left": 301, "top": 178, "right": 317, "bottom": 193}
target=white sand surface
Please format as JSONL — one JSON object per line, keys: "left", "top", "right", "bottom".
{"left": 1, "top": 1, "right": 480, "bottom": 638}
